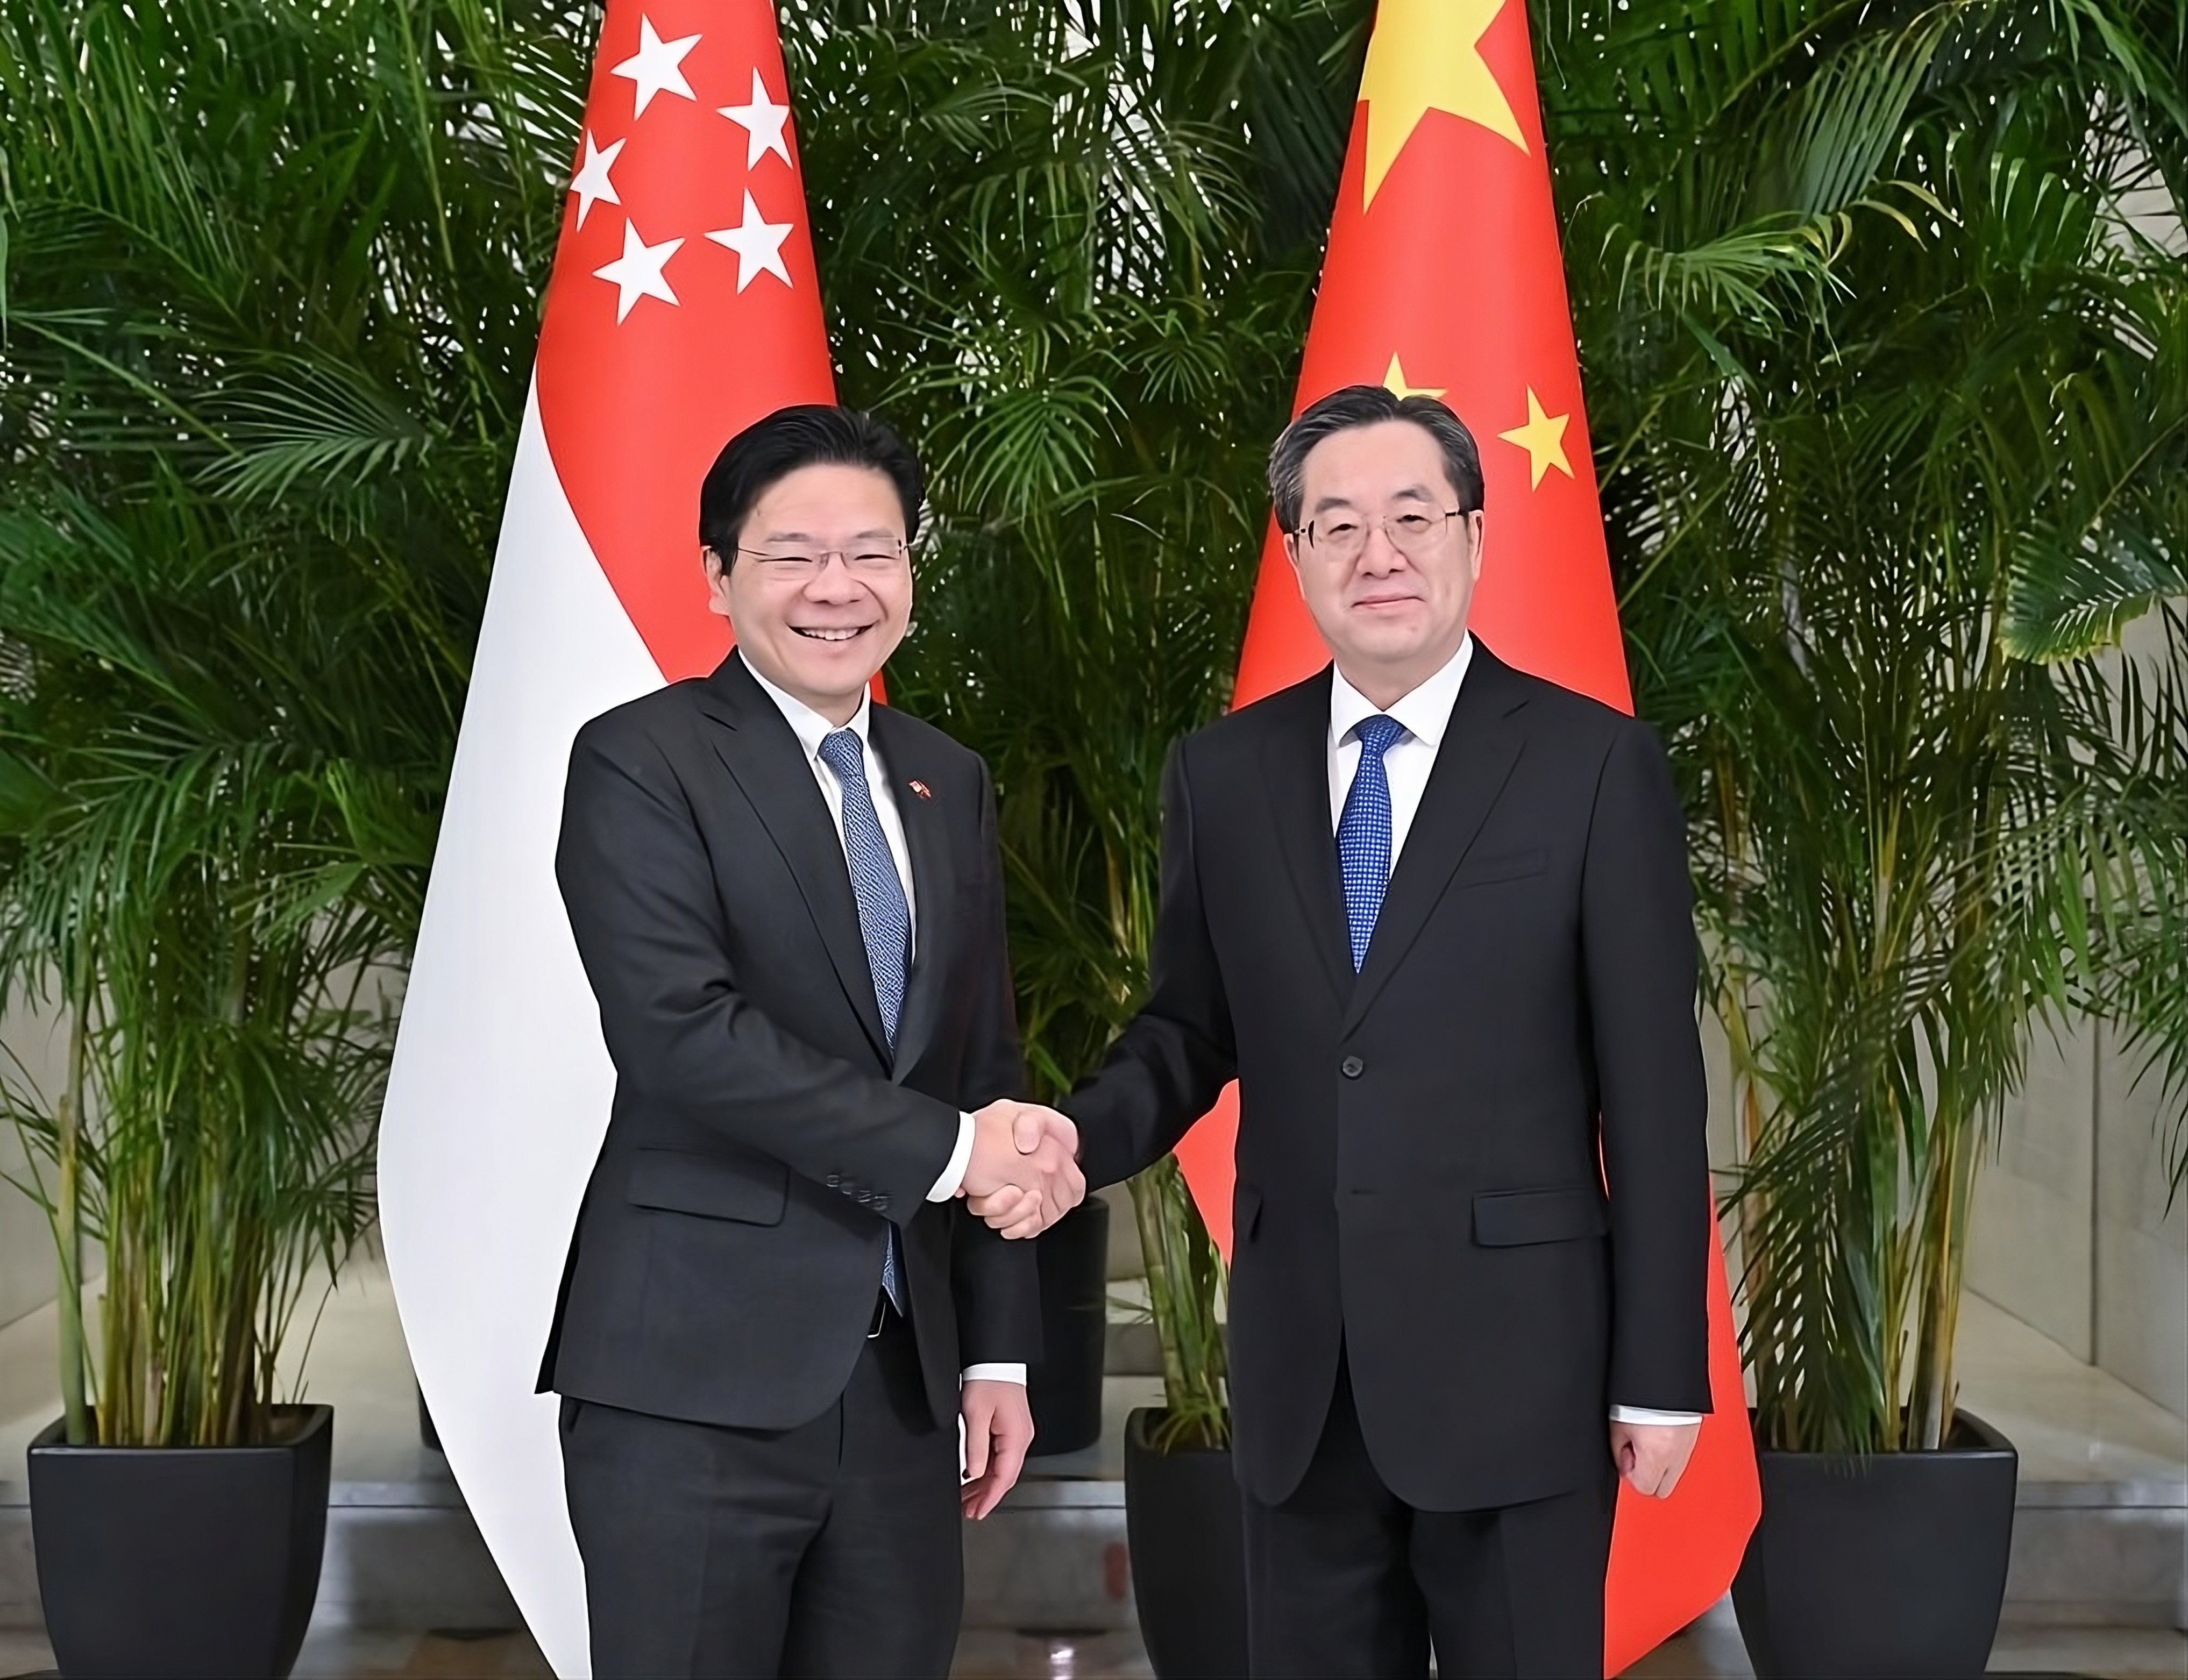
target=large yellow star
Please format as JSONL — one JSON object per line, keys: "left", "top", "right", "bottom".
{"left": 1498, "top": 388, "right": 1573, "bottom": 488}
{"left": 1358, "top": 0, "right": 1528, "bottom": 209}
{"left": 1382, "top": 354, "right": 1446, "bottom": 401}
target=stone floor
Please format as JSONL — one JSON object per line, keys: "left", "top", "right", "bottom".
{"left": 3, "top": 1608, "right": 2186, "bottom": 1677}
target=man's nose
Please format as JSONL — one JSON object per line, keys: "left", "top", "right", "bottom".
{"left": 1357, "top": 525, "right": 1407, "bottom": 576}
{"left": 801, "top": 554, "right": 864, "bottom": 599}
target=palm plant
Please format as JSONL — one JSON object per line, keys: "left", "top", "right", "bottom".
{"left": 0, "top": 0, "right": 584, "bottom": 1444}
{"left": 1544, "top": 0, "right": 2188, "bottom": 1453}
{"left": 783, "top": 0, "right": 1367, "bottom": 1447}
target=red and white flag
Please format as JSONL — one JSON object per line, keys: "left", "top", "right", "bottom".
{"left": 377, "top": 5, "right": 829, "bottom": 1670}
{"left": 1169, "top": 2, "right": 1760, "bottom": 1670}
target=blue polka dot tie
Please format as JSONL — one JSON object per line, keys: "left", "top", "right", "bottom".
{"left": 817, "top": 727, "right": 910, "bottom": 1313}
{"left": 1337, "top": 714, "right": 1406, "bottom": 971}
{"left": 818, "top": 728, "right": 911, "bottom": 1047}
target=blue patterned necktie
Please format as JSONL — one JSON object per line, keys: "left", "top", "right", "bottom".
{"left": 1337, "top": 714, "right": 1406, "bottom": 971}
{"left": 816, "top": 727, "right": 911, "bottom": 1312}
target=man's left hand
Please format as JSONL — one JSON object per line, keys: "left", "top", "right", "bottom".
{"left": 961, "top": 1380, "right": 1035, "bottom": 1519}
{"left": 1609, "top": 1419, "right": 1700, "bottom": 1498}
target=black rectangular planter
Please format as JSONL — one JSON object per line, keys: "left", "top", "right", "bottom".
{"left": 1731, "top": 1408, "right": 2017, "bottom": 1680}
{"left": 1027, "top": 1195, "right": 1111, "bottom": 1457}
{"left": 1124, "top": 1407, "right": 1248, "bottom": 1679}
{"left": 28, "top": 1404, "right": 333, "bottom": 1680}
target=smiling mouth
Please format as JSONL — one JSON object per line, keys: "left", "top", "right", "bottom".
{"left": 791, "top": 625, "right": 872, "bottom": 643}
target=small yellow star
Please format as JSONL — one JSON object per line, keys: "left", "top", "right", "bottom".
{"left": 1382, "top": 354, "right": 1447, "bottom": 401}
{"left": 1498, "top": 388, "right": 1573, "bottom": 489}
{"left": 1358, "top": 0, "right": 1528, "bottom": 209}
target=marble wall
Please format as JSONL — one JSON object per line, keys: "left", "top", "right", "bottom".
{"left": 1968, "top": 1018, "right": 2186, "bottom": 1416}
{"left": 0, "top": 999, "right": 68, "bottom": 1330}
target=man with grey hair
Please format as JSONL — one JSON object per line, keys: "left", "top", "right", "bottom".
{"left": 975, "top": 383, "right": 1712, "bottom": 1676}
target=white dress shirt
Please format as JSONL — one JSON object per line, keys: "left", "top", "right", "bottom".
{"left": 745, "top": 658, "right": 1021, "bottom": 1387}
{"left": 1325, "top": 637, "right": 1699, "bottom": 1429}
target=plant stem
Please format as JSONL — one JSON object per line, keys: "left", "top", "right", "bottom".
{"left": 55, "top": 988, "right": 89, "bottom": 1446}
{"left": 1128, "top": 1165, "right": 1192, "bottom": 1406}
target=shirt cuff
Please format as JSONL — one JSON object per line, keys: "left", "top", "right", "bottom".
{"left": 961, "top": 1363, "right": 1027, "bottom": 1385}
{"left": 1610, "top": 1405, "right": 1703, "bottom": 1426}
{"left": 927, "top": 1112, "right": 976, "bottom": 1201}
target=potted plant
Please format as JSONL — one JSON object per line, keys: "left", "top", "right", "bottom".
{"left": 0, "top": 691, "right": 389, "bottom": 1678}
{"left": 0, "top": 484, "right": 417, "bottom": 1678}
{"left": 1119, "top": 1152, "right": 1244, "bottom": 1680}
{"left": 0, "top": 4, "right": 558, "bottom": 1672}
{"left": 1556, "top": 5, "right": 2188, "bottom": 1675}
{"left": 0, "top": 550, "right": 400, "bottom": 1629}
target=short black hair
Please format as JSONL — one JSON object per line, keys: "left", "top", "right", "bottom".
{"left": 698, "top": 404, "right": 923, "bottom": 566}
{"left": 1268, "top": 384, "right": 1484, "bottom": 533}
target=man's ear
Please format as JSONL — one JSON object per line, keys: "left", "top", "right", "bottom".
{"left": 701, "top": 545, "right": 734, "bottom": 618}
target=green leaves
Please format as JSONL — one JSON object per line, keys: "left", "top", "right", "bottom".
{"left": 0, "top": 0, "right": 577, "bottom": 1442}
{"left": 1558, "top": 0, "right": 2188, "bottom": 1450}
{"left": 202, "top": 357, "right": 439, "bottom": 507}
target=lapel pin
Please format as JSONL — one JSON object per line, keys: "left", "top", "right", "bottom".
{"left": 908, "top": 779, "right": 933, "bottom": 801}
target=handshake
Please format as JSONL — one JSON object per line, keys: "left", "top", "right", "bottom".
{"left": 958, "top": 1100, "right": 1085, "bottom": 1238}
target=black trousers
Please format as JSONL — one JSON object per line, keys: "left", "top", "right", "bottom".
{"left": 560, "top": 1311, "right": 961, "bottom": 1679}
{"left": 1243, "top": 1356, "right": 1616, "bottom": 1679}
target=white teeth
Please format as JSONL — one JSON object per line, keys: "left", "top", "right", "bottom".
{"left": 794, "top": 627, "right": 865, "bottom": 642}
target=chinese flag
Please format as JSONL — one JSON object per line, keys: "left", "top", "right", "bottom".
{"left": 378, "top": 4, "right": 834, "bottom": 1671}
{"left": 1168, "top": 1, "right": 1760, "bottom": 1670}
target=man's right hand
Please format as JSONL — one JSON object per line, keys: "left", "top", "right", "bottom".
{"left": 961, "top": 1101, "right": 1083, "bottom": 1238}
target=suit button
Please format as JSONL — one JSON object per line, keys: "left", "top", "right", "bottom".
{"left": 826, "top": 1174, "right": 841, "bottom": 1189}
{"left": 856, "top": 1190, "right": 873, "bottom": 1205}
{"left": 874, "top": 1193, "right": 891, "bottom": 1211}
{"left": 1341, "top": 1055, "right": 1365, "bottom": 1079}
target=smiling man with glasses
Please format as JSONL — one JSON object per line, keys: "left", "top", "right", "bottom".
{"left": 542, "top": 404, "right": 1084, "bottom": 1678}
{"left": 976, "top": 382, "right": 1712, "bottom": 1678}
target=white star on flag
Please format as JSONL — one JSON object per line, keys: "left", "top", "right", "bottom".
{"left": 593, "top": 221, "right": 683, "bottom": 322}
{"left": 706, "top": 191, "right": 794, "bottom": 292}
{"left": 718, "top": 69, "right": 792, "bottom": 169}
{"left": 612, "top": 17, "right": 699, "bottom": 118}
{"left": 568, "top": 132, "right": 623, "bottom": 227}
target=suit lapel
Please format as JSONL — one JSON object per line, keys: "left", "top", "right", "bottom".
{"left": 694, "top": 656, "right": 891, "bottom": 1062}
{"left": 868, "top": 706, "right": 953, "bottom": 1080}
{"left": 1260, "top": 670, "right": 1354, "bottom": 1007}
{"left": 1344, "top": 646, "right": 1528, "bottom": 1031}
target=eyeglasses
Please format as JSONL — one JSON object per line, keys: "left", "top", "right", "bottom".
{"left": 734, "top": 540, "right": 910, "bottom": 578}
{"left": 1293, "top": 508, "right": 1471, "bottom": 564}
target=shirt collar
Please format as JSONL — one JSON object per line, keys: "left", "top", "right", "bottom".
{"left": 1329, "top": 632, "right": 1474, "bottom": 751}
{"left": 740, "top": 651, "right": 872, "bottom": 763}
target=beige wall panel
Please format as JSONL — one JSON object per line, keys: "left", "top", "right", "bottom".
{"left": 2095, "top": 1024, "right": 2188, "bottom": 1416}
{"left": 1969, "top": 1019, "right": 2097, "bottom": 1359}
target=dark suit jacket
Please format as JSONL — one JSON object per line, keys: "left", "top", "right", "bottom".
{"left": 539, "top": 652, "right": 1039, "bottom": 1433}
{"left": 1068, "top": 644, "right": 1710, "bottom": 1511}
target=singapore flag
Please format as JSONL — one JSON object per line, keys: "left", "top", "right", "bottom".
{"left": 376, "top": 5, "right": 832, "bottom": 1671}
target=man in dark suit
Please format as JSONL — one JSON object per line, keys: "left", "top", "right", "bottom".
{"left": 976, "top": 385, "right": 1711, "bottom": 1677}
{"left": 543, "top": 405, "right": 1084, "bottom": 1679}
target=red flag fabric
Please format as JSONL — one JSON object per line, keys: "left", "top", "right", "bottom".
{"left": 379, "top": 5, "right": 839, "bottom": 1670}
{"left": 1170, "top": 2, "right": 1760, "bottom": 1670}
{"left": 538, "top": 1, "right": 836, "bottom": 678}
